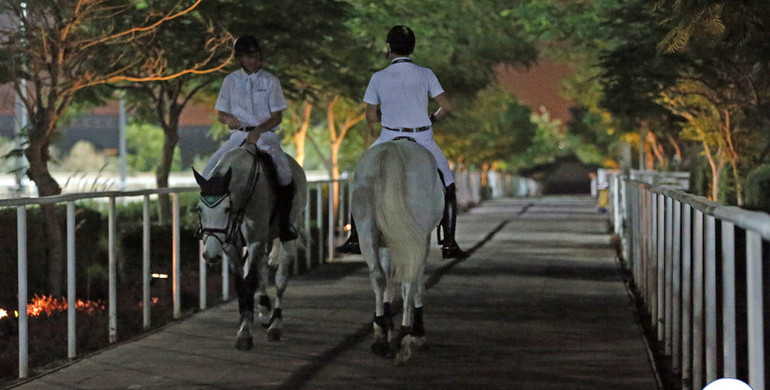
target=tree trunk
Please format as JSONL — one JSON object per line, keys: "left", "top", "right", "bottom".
{"left": 26, "top": 135, "right": 65, "bottom": 297}
{"left": 156, "top": 125, "right": 180, "bottom": 223}
{"left": 292, "top": 102, "right": 313, "bottom": 167}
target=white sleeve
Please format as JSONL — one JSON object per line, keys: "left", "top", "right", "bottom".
{"left": 363, "top": 75, "right": 380, "bottom": 105}
{"left": 427, "top": 69, "right": 444, "bottom": 98}
{"left": 268, "top": 77, "right": 288, "bottom": 113}
{"left": 214, "top": 75, "right": 233, "bottom": 113}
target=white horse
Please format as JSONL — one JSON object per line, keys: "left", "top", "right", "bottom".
{"left": 351, "top": 138, "right": 445, "bottom": 365}
{"left": 193, "top": 145, "right": 307, "bottom": 350}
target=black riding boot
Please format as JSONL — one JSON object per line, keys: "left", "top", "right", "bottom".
{"left": 440, "top": 183, "right": 468, "bottom": 259}
{"left": 276, "top": 182, "right": 298, "bottom": 242}
{"left": 336, "top": 217, "right": 361, "bottom": 254}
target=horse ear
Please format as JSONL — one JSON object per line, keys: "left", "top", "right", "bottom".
{"left": 193, "top": 168, "right": 207, "bottom": 188}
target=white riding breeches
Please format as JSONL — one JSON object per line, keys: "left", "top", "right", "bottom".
{"left": 202, "top": 130, "right": 293, "bottom": 186}
{"left": 371, "top": 127, "right": 454, "bottom": 186}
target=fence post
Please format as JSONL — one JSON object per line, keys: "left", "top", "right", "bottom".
{"left": 704, "top": 215, "right": 717, "bottom": 383}
{"left": 664, "top": 196, "right": 673, "bottom": 355}
{"left": 656, "top": 193, "right": 664, "bottom": 342}
{"left": 721, "top": 221, "right": 736, "bottom": 378}
{"left": 692, "top": 209, "right": 704, "bottom": 390}
{"left": 327, "top": 181, "right": 334, "bottom": 263}
{"left": 199, "top": 240, "right": 206, "bottom": 310}
{"left": 143, "top": 195, "right": 151, "bottom": 330}
{"left": 316, "top": 182, "right": 322, "bottom": 267}
{"left": 746, "top": 231, "right": 765, "bottom": 390}
{"left": 17, "top": 205, "right": 28, "bottom": 379}
{"left": 682, "top": 204, "right": 692, "bottom": 389}
{"left": 222, "top": 257, "right": 229, "bottom": 301}
{"left": 305, "top": 184, "right": 311, "bottom": 271}
{"left": 108, "top": 197, "right": 117, "bottom": 344}
{"left": 66, "top": 201, "right": 77, "bottom": 359}
{"left": 172, "top": 193, "right": 181, "bottom": 319}
{"left": 672, "top": 200, "right": 682, "bottom": 375}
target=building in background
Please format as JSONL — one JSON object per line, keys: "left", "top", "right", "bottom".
{"left": 0, "top": 84, "right": 220, "bottom": 168}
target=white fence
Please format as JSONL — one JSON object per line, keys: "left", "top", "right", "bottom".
{"left": 609, "top": 171, "right": 769, "bottom": 390}
{"left": 0, "top": 169, "right": 520, "bottom": 379}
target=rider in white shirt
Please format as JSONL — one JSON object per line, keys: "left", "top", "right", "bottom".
{"left": 202, "top": 35, "right": 297, "bottom": 241}
{"left": 338, "top": 26, "right": 467, "bottom": 259}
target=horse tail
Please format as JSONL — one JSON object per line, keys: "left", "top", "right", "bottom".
{"left": 372, "top": 142, "right": 427, "bottom": 283}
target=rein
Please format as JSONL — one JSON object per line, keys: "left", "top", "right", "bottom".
{"left": 197, "top": 150, "right": 262, "bottom": 247}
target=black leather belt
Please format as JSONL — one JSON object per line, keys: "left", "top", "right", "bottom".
{"left": 384, "top": 126, "right": 430, "bottom": 133}
{"left": 239, "top": 127, "right": 276, "bottom": 132}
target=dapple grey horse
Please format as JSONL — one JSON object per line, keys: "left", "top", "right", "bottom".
{"left": 351, "top": 138, "right": 444, "bottom": 365}
{"left": 194, "top": 145, "right": 306, "bottom": 350}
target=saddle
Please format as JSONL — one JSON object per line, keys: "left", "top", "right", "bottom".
{"left": 245, "top": 148, "right": 294, "bottom": 226}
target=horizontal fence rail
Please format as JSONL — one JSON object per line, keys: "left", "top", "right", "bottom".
{"left": 609, "top": 171, "right": 769, "bottom": 390}
{"left": 0, "top": 169, "right": 520, "bottom": 379}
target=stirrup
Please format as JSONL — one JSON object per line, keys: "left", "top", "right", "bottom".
{"left": 337, "top": 237, "right": 361, "bottom": 254}
{"left": 442, "top": 242, "right": 468, "bottom": 259}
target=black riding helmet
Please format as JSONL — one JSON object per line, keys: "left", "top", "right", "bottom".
{"left": 233, "top": 35, "right": 261, "bottom": 56}
{"left": 386, "top": 25, "right": 415, "bottom": 55}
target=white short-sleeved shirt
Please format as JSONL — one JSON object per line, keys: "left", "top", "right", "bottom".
{"left": 363, "top": 58, "right": 444, "bottom": 129}
{"left": 215, "top": 69, "right": 288, "bottom": 130}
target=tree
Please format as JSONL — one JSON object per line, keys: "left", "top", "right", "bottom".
{"left": 596, "top": 0, "right": 693, "bottom": 171}
{"left": 0, "top": 0, "right": 223, "bottom": 295}
{"left": 447, "top": 84, "right": 536, "bottom": 171}
{"left": 655, "top": 0, "right": 770, "bottom": 55}
{"left": 116, "top": 0, "right": 232, "bottom": 221}
{"left": 342, "top": 0, "right": 538, "bottom": 166}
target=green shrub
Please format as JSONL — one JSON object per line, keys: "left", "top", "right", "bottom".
{"left": 744, "top": 164, "right": 770, "bottom": 213}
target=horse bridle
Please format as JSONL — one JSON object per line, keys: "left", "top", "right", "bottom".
{"left": 195, "top": 150, "right": 261, "bottom": 247}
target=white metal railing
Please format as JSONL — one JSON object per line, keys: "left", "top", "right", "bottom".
{"left": 1, "top": 168, "right": 520, "bottom": 379}
{"left": 609, "top": 171, "right": 769, "bottom": 390}
{"left": 0, "top": 179, "right": 352, "bottom": 379}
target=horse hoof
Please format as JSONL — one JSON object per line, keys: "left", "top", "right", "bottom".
{"left": 370, "top": 340, "right": 391, "bottom": 357}
{"left": 412, "top": 336, "right": 428, "bottom": 351}
{"left": 235, "top": 336, "right": 253, "bottom": 351}
{"left": 267, "top": 328, "right": 281, "bottom": 342}
{"left": 394, "top": 335, "right": 413, "bottom": 365}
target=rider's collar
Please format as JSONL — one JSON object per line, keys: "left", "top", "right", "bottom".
{"left": 200, "top": 193, "right": 228, "bottom": 208}
{"left": 391, "top": 57, "right": 411, "bottom": 64}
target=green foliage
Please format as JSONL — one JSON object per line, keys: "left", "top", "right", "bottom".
{"left": 744, "top": 164, "right": 770, "bottom": 213}
{"left": 598, "top": 0, "right": 683, "bottom": 123}
{"left": 346, "top": 0, "right": 537, "bottom": 97}
{"left": 126, "top": 122, "right": 183, "bottom": 172}
{"left": 447, "top": 84, "right": 536, "bottom": 167}
{"left": 506, "top": 107, "right": 567, "bottom": 171}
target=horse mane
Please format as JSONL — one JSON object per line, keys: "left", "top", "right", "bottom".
{"left": 372, "top": 142, "right": 429, "bottom": 283}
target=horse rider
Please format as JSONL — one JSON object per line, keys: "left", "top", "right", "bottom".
{"left": 202, "top": 34, "right": 298, "bottom": 242}
{"left": 337, "top": 25, "right": 468, "bottom": 259}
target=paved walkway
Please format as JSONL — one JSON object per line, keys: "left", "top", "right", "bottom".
{"left": 7, "top": 196, "right": 659, "bottom": 390}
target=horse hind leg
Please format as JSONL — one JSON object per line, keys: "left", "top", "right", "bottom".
{"left": 412, "top": 306, "right": 427, "bottom": 351}
{"left": 252, "top": 242, "right": 272, "bottom": 329}
{"left": 371, "top": 301, "right": 394, "bottom": 357}
{"left": 266, "top": 248, "right": 292, "bottom": 341}
{"left": 412, "top": 280, "right": 428, "bottom": 350}
{"left": 393, "top": 281, "right": 419, "bottom": 366}
{"left": 257, "top": 294, "right": 272, "bottom": 328}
